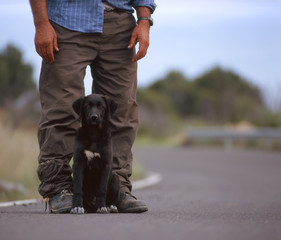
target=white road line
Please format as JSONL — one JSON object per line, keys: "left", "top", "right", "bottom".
{"left": 0, "top": 199, "right": 40, "bottom": 207}
{"left": 133, "top": 172, "right": 162, "bottom": 190}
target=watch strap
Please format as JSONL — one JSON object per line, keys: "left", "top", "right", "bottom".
{"left": 137, "top": 16, "right": 153, "bottom": 26}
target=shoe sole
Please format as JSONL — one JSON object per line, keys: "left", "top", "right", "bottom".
{"left": 50, "top": 206, "right": 72, "bottom": 214}
{"left": 118, "top": 206, "right": 148, "bottom": 213}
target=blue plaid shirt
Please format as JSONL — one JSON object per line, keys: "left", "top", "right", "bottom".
{"left": 47, "top": 0, "right": 156, "bottom": 33}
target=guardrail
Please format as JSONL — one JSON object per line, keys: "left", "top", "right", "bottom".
{"left": 185, "top": 127, "right": 281, "bottom": 149}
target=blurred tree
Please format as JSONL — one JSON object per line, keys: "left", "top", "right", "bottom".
{"left": 137, "top": 67, "right": 281, "bottom": 128}
{"left": 0, "top": 45, "right": 36, "bottom": 106}
{"left": 149, "top": 71, "right": 196, "bottom": 117}
{"left": 137, "top": 87, "right": 181, "bottom": 137}
{"left": 192, "top": 67, "right": 265, "bottom": 123}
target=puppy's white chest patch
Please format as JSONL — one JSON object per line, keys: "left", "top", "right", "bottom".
{"left": 84, "top": 150, "right": 100, "bottom": 161}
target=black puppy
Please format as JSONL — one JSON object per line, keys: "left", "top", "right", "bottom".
{"left": 70, "top": 94, "right": 120, "bottom": 214}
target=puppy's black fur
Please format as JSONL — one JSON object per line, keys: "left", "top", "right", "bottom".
{"left": 71, "top": 94, "right": 120, "bottom": 213}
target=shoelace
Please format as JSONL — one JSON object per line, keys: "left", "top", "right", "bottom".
{"left": 120, "top": 192, "right": 137, "bottom": 201}
{"left": 127, "top": 192, "right": 137, "bottom": 200}
{"left": 61, "top": 189, "right": 72, "bottom": 196}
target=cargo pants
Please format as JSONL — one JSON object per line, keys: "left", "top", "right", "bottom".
{"left": 37, "top": 11, "right": 138, "bottom": 198}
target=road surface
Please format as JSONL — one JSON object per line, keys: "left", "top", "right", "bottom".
{"left": 1, "top": 147, "right": 281, "bottom": 240}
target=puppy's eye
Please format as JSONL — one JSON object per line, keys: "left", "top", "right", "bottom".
{"left": 96, "top": 102, "right": 102, "bottom": 109}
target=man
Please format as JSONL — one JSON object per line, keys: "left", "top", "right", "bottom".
{"left": 29, "top": 0, "right": 156, "bottom": 213}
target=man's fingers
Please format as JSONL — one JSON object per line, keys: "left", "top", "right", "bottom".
{"left": 37, "top": 44, "right": 54, "bottom": 64}
{"left": 36, "top": 44, "right": 46, "bottom": 62}
{"left": 128, "top": 38, "right": 136, "bottom": 49}
{"left": 53, "top": 35, "right": 59, "bottom": 52}
{"left": 36, "top": 40, "right": 56, "bottom": 63}
{"left": 128, "top": 31, "right": 137, "bottom": 49}
{"left": 46, "top": 44, "right": 55, "bottom": 63}
{"left": 132, "top": 51, "right": 146, "bottom": 62}
{"left": 41, "top": 46, "right": 51, "bottom": 63}
{"left": 132, "top": 41, "right": 149, "bottom": 62}
{"left": 132, "top": 50, "right": 145, "bottom": 63}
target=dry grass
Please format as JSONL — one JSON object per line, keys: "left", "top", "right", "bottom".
{"left": 0, "top": 120, "right": 40, "bottom": 201}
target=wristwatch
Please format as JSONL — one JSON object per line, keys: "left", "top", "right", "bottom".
{"left": 137, "top": 16, "right": 154, "bottom": 26}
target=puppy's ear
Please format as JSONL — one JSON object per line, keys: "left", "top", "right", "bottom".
{"left": 103, "top": 96, "right": 118, "bottom": 120}
{"left": 72, "top": 97, "right": 84, "bottom": 117}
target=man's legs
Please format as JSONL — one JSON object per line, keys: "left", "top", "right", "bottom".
{"left": 37, "top": 22, "right": 98, "bottom": 202}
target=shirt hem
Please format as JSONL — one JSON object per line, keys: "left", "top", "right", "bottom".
{"left": 49, "top": 19, "right": 104, "bottom": 34}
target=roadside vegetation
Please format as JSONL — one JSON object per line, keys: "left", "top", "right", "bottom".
{"left": 137, "top": 69, "right": 281, "bottom": 148}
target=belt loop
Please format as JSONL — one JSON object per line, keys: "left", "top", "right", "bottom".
{"left": 103, "top": 2, "right": 116, "bottom": 12}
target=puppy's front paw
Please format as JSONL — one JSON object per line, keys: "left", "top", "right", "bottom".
{"left": 70, "top": 207, "right": 85, "bottom": 214}
{"left": 107, "top": 205, "right": 118, "bottom": 213}
{"left": 96, "top": 207, "right": 109, "bottom": 214}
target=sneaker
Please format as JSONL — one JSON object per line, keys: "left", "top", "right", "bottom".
{"left": 47, "top": 190, "right": 73, "bottom": 213}
{"left": 117, "top": 192, "right": 148, "bottom": 213}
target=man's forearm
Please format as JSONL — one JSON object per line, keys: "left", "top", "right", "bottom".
{"left": 29, "top": 0, "right": 49, "bottom": 27}
{"left": 136, "top": 6, "right": 151, "bottom": 19}
{"left": 135, "top": 7, "right": 152, "bottom": 28}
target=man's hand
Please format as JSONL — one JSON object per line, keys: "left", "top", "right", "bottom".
{"left": 128, "top": 20, "right": 150, "bottom": 62}
{"left": 34, "top": 22, "right": 59, "bottom": 64}
{"left": 29, "top": 0, "right": 58, "bottom": 63}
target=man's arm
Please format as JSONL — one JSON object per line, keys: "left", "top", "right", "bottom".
{"left": 128, "top": 7, "right": 152, "bottom": 62}
{"left": 29, "top": 0, "right": 59, "bottom": 64}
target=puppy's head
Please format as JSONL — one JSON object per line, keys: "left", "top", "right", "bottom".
{"left": 73, "top": 94, "right": 117, "bottom": 127}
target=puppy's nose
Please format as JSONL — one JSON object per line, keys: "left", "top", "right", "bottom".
{"left": 91, "top": 114, "right": 98, "bottom": 121}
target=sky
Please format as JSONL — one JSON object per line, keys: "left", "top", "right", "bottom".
{"left": 0, "top": 0, "right": 281, "bottom": 109}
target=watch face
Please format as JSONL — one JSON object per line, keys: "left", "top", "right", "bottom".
{"left": 149, "top": 17, "right": 154, "bottom": 26}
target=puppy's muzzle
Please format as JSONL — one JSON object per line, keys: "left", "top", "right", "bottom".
{"left": 91, "top": 114, "right": 98, "bottom": 121}
{"left": 89, "top": 114, "right": 100, "bottom": 125}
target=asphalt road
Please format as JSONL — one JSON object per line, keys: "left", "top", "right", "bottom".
{"left": 1, "top": 147, "right": 281, "bottom": 240}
